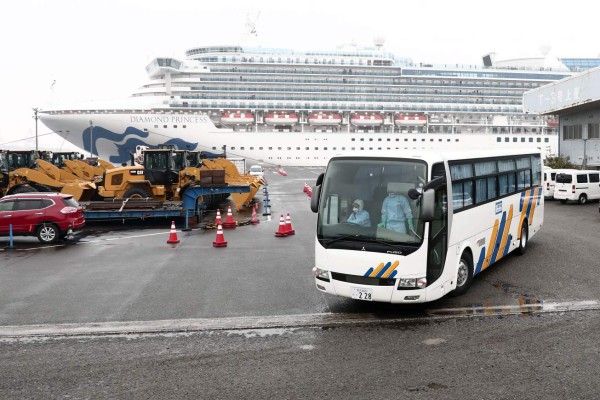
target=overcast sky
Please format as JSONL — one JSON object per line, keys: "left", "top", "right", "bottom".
{"left": 1, "top": 0, "right": 598, "bottom": 149}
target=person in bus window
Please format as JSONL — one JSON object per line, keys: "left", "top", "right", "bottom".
{"left": 378, "top": 183, "right": 414, "bottom": 234}
{"left": 346, "top": 199, "right": 371, "bottom": 227}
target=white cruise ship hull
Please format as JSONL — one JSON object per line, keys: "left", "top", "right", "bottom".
{"left": 40, "top": 111, "right": 558, "bottom": 167}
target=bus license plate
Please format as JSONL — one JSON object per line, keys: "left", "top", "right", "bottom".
{"left": 352, "top": 287, "right": 373, "bottom": 301}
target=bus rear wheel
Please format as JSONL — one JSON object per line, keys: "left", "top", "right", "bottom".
{"left": 451, "top": 252, "right": 473, "bottom": 297}
{"left": 517, "top": 224, "right": 528, "bottom": 256}
{"left": 578, "top": 194, "right": 588, "bottom": 205}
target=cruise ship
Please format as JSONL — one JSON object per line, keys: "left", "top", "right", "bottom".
{"left": 39, "top": 40, "right": 584, "bottom": 167}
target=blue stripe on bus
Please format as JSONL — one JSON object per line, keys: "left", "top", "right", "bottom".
{"left": 503, "top": 234, "right": 513, "bottom": 257}
{"left": 364, "top": 268, "right": 374, "bottom": 277}
{"left": 525, "top": 190, "right": 534, "bottom": 220}
{"left": 475, "top": 247, "right": 486, "bottom": 275}
{"left": 389, "top": 270, "right": 397, "bottom": 279}
{"left": 376, "top": 262, "right": 392, "bottom": 278}
{"left": 491, "top": 211, "right": 507, "bottom": 264}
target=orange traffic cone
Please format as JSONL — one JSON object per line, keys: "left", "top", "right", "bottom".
{"left": 285, "top": 213, "right": 295, "bottom": 235}
{"left": 251, "top": 204, "right": 260, "bottom": 224}
{"left": 222, "top": 206, "right": 237, "bottom": 229}
{"left": 275, "top": 214, "right": 287, "bottom": 237}
{"left": 167, "top": 220, "right": 180, "bottom": 244}
{"left": 212, "top": 224, "right": 227, "bottom": 247}
{"left": 215, "top": 209, "right": 222, "bottom": 225}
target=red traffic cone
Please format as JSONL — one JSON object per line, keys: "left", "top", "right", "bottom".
{"left": 212, "top": 224, "right": 227, "bottom": 247}
{"left": 251, "top": 204, "right": 260, "bottom": 224}
{"left": 285, "top": 213, "right": 295, "bottom": 235}
{"left": 215, "top": 209, "right": 222, "bottom": 225}
{"left": 275, "top": 214, "right": 287, "bottom": 237}
{"left": 167, "top": 220, "right": 180, "bottom": 244}
{"left": 222, "top": 206, "right": 237, "bottom": 229}
{"left": 303, "top": 183, "right": 309, "bottom": 193}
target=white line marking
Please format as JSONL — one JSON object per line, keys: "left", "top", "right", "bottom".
{"left": 0, "top": 300, "right": 598, "bottom": 339}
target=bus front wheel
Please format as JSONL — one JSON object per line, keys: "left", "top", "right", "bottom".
{"left": 451, "top": 252, "right": 473, "bottom": 297}
{"left": 517, "top": 224, "right": 528, "bottom": 256}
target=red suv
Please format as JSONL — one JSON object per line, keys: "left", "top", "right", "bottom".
{"left": 0, "top": 192, "right": 85, "bottom": 243}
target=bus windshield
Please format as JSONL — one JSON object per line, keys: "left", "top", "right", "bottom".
{"left": 316, "top": 158, "right": 427, "bottom": 251}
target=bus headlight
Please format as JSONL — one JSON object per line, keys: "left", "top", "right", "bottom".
{"left": 398, "top": 277, "right": 427, "bottom": 289}
{"left": 312, "top": 267, "right": 330, "bottom": 282}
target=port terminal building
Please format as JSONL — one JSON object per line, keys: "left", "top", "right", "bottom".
{"left": 523, "top": 66, "right": 600, "bottom": 169}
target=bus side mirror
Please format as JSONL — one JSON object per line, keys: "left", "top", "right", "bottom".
{"left": 310, "top": 185, "right": 321, "bottom": 212}
{"left": 421, "top": 189, "right": 435, "bottom": 222}
{"left": 310, "top": 173, "right": 324, "bottom": 213}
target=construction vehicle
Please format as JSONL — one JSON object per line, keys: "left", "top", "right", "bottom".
{"left": 95, "top": 147, "right": 245, "bottom": 209}
{"left": 0, "top": 150, "right": 96, "bottom": 200}
{"left": 45, "top": 151, "right": 115, "bottom": 182}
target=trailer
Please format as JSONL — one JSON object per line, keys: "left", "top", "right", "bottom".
{"left": 82, "top": 184, "right": 250, "bottom": 222}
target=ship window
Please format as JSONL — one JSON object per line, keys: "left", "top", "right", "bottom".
{"left": 278, "top": 147, "right": 282, "bottom": 150}
{"left": 240, "top": 147, "right": 245, "bottom": 150}
{"left": 163, "top": 125, "right": 167, "bottom": 128}
{"left": 360, "top": 147, "right": 364, "bottom": 150}
{"left": 387, "top": 138, "right": 390, "bottom": 141}
{"left": 315, "top": 147, "right": 319, "bottom": 150}
{"left": 183, "top": 125, "right": 187, "bottom": 128}
{"left": 497, "top": 137, "right": 502, "bottom": 142}
{"left": 269, "top": 147, "right": 272, "bottom": 150}
{"left": 324, "top": 147, "right": 327, "bottom": 150}
{"left": 360, "top": 138, "right": 364, "bottom": 141}
{"left": 250, "top": 147, "right": 254, "bottom": 150}
{"left": 173, "top": 125, "right": 177, "bottom": 128}
{"left": 259, "top": 147, "right": 263, "bottom": 150}
{"left": 545, "top": 138, "right": 549, "bottom": 142}
{"left": 513, "top": 138, "right": 517, "bottom": 142}
{"left": 306, "top": 147, "right": 309, "bottom": 150}
{"left": 296, "top": 147, "right": 300, "bottom": 150}
{"left": 231, "top": 147, "right": 235, "bottom": 150}
{"left": 369, "top": 138, "right": 373, "bottom": 142}
{"left": 536, "top": 138, "right": 541, "bottom": 142}
{"left": 505, "top": 138, "right": 510, "bottom": 142}
{"left": 287, "top": 147, "right": 291, "bottom": 150}
{"left": 351, "top": 147, "right": 355, "bottom": 150}
{"left": 154, "top": 125, "right": 158, "bottom": 128}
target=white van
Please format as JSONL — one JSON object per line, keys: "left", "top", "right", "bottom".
{"left": 554, "top": 170, "right": 600, "bottom": 204}
{"left": 543, "top": 168, "right": 577, "bottom": 199}
{"left": 248, "top": 165, "right": 264, "bottom": 178}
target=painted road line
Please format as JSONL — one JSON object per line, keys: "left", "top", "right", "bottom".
{"left": 0, "top": 300, "right": 598, "bottom": 340}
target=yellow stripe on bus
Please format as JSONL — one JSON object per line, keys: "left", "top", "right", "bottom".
{"left": 518, "top": 191, "right": 531, "bottom": 239}
{"left": 370, "top": 262, "right": 385, "bottom": 278}
{"left": 498, "top": 204, "right": 514, "bottom": 260}
{"left": 529, "top": 187, "right": 539, "bottom": 225}
{"left": 482, "top": 219, "right": 499, "bottom": 271}
{"left": 382, "top": 260, "right": 400, "bottom": 278}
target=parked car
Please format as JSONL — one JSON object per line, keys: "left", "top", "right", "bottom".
{"left": 0, "top": 192, "right": 85, "bottom": 243}
{"left": 248, "top": 165, "right": 264, "bottom": 178}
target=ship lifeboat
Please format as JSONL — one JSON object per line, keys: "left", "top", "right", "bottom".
{"left": 394, "top": 115, "right": 427, "bottom": 126}
{"left": 309, "top": 113, "right": 342, "bottom": 125}
{"left": 350, "top": 113, "right": 383, "bottom": 127}
{"left": 221, "top": 111, "right": 255, "bottom": 124}
{"left": 264, "top": 113, "right": 299, "bottom": 125}
{"left": 547, "top": 120, "right": 558, "bottom": 127}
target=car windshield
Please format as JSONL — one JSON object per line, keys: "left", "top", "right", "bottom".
{"left": 250, "top": 166, "right": 262, "bottom": 172}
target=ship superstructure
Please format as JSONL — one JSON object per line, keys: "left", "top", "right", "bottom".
{"left": 40, "top": 42, "right": 577, "bottom": 166}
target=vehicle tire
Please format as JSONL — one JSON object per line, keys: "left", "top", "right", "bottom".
{"left": 451, "top": 251, "right": 473, "bottom": 297}
{"left": 560, "top": 199, "right": 567, "bottom": 204}
{"left": 516, "top": 223, "right": 528, "bottom": 256}
{"left": 578, "top": 194, "right": 587, "bottom": 205}
{"left": 123, "top": 187, "right": 151, "bottom": 199}
{"left": 37, "top": 223, "right": 59, "bottom": 244}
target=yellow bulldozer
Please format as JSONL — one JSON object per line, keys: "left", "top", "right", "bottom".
{"left": 0, "top": 150, "right": 96, "bottom": 201}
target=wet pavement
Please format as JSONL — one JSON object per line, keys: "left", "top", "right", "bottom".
{"left": 1, "top": 167, "right": 600, "bottom": 398}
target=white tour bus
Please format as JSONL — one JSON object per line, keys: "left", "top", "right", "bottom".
{"left": 554, "top": 170, "right": 600, "bottom": 204}
{"left": 310, "top": 149, "right": 543, "bottom": 303}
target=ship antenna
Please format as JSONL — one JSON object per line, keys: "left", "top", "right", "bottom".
{"left": 241, "top": 10, "right": 260, "bottom": 44}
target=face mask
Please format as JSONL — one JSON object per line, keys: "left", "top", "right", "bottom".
{"left": 352, "top": 207, "right": 359, "bottom": 213}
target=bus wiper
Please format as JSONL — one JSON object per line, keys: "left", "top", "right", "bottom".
{"left": 321, "top": 234, "right": 365, "bottom": 245}
{"left": 368, "top": 238, "right": 419, "bottom": 250}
